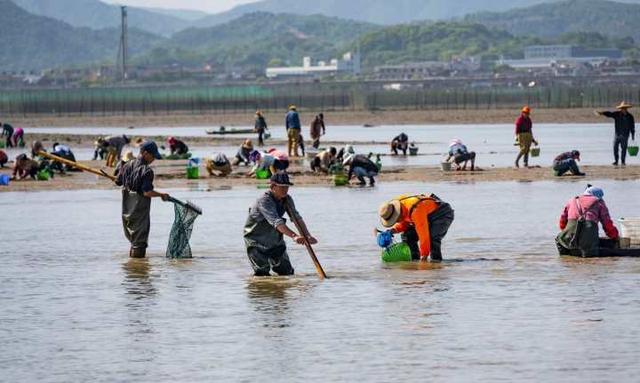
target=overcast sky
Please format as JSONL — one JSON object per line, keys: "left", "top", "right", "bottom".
{"left": 103, "top": 0, "right": 259, "bottom": 14}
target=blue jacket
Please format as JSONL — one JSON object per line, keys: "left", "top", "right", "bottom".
{"left": 285, "top": 111, "right": 301, "bottom": 130}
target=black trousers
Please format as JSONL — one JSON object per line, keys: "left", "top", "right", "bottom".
{"left": 401, "top": 203, "right": 455, "bottom": 261}
{"left": 247, "top": 245, "right": 294, "bottom": 276}
{"left": 613, "top": 135, "right": 629, "bottom": 164}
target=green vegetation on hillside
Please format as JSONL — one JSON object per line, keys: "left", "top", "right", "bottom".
{"left": 0, "top": 0, "right": 163, "bottom": 71}
{"left": 466, "top": 0, "right": 640, "bottom": 42}
{"left": 136, "top": 12, "right": 379, "bottom": 72}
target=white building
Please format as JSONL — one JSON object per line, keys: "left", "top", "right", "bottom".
{"left": 266, "top": 52, "right": 361, "bottom": 79}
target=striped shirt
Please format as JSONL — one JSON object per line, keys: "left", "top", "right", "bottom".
{"left": 115, "top": 157, "right": 154, "bottom": 194}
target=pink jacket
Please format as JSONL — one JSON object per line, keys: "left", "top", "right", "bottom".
{"left": 558, "top": 195, "right": 619, "bottom": 239}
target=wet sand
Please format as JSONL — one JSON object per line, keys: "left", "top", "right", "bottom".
{"left": 6, "top": 107, "right": 608, "bottom": 128}
{"left": 2, "top": 159, "right": 638, "bottom": 192}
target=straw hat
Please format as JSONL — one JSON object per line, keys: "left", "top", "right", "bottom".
{"left": 242, "top": 139, "right": 254, "bottom": 150}
{"left": 289, "top": 105, "right": 297, "bottom": 111}
{"left": 521, "top": 106, "right": 531, "bottom": 114}
{"left": 379, "top": 200, "right": 402, "bottom": 228}
{"left": 616, "top": 101, "right": 633, "bottom": 109}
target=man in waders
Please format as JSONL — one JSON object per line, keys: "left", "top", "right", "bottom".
{"left": 377, "top": 194, "right": 454, "bottom": 261}
{"left": 243, "top": 172, "right": 317, "bottom": 276}
{"left": 115, "top": 141, "right": 169, "bottom": 258}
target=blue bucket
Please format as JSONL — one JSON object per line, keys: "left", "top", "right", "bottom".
{"left": 0, "top": 174, "right": 10, "bottom": 186}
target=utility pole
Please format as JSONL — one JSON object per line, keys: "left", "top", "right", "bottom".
{"left": 116, "top": 6, "right": 128, "bottom": 82}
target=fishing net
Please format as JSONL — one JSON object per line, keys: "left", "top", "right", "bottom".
{"left": 166, "top": 202, "right": 199, "bottom": 259}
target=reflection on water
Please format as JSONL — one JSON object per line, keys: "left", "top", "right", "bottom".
{"left": 122, "top": 258, "right": 156, "bottom": 299}
{"left": 2, "top": 181, "right": 640, "bottom": 381}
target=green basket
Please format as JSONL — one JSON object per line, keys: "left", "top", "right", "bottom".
{"left": 381, "top": 243, "right": 412, "bottom": 262}
{"left": 530, "top": 147, "right": 540, "bottom": 157}
{"left": 0, "top": 141, "right": 4, "bottom": 149}
{"left": 256, "top": 169, "right": 271, "bottom": 179}
{"left": 628, "top": 146, "right": 639, "bottom": 156}
{"left": 186, "top": 166, "right": 199, "bottom": 179}
{"left": 37, "top": 169, "right": 50, "bottom": 181}
{"left": 333, "top": 173, "right": 348, "bottom": 186}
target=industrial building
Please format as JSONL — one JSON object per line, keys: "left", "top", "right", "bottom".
{"left": 265, "top": 52, "right": 361, "bottom": 79}
{"left": 498, "top": 45, "right": 623, "bottom": 70}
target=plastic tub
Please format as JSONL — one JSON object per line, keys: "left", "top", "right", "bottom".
{"left": 619, "top": 218, "right": 640, "bottom": 246}
{"left": 381, "top": 243, "right": 412, "bottom": 262}
{"left": 0, "top": 174, "right": 9, "bottom": 186}
{"left": 37, "top": 170, "right": 50, "bottom": 181}
{"left": 530, "top": 147, "right": 540, "bottom": 157}
{"left": 628, "top": 145, "right": 639, "bottom": 156}
{"left": 409, "top": 147, "right": 419, "bottom": 156}
{"left": 256, "top": 169, "right": 270, "bottom": 180}
{"left": 441, "top": 162, "right": 452, "bottom": 171}
{"left": 333, "top": 173, "right": 348, "bottom": 186}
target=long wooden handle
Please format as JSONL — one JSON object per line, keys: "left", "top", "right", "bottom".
{"left": 38, "top": 151, "right": 116, "bottom": 181}
{"left": 284, "top": 199, "right": 327, "bottom": 279}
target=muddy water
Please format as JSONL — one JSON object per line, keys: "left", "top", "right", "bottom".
{"left": 2, "top": 180, "right": 640, "bottom": 381}
{"left": 22, "top": 123, "right": 639, "bottom": 167}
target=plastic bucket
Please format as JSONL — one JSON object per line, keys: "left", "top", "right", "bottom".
{"left": 0, "top": 174, "right": 9, "bottom": 186}
{"left": 409, "top": 147, "right": 419, "bottom": 156}
{"left": 530, "top": 147, "right": 540, "bottom": 157}
{"left": 381, "top": 243, "right": 412, "bottom": 262}
{"left": 256, "top": 169, "right": 270, "bottom": 179}
{"left": 37, "top": 170, "right": 50, "bottom": 181}
{"left": 628, "top": 146, "right": 639, "bottom": 157}
{"left": 333, "top": 173, "right": 348, "bottom": 186}
{"left": 441, "top": 162, "right": 452, "bottom": 171}
{"left": 0, "top": 141, "right": 4, "bottom": 149}
{"left": 186, "top": 166, "right": 199, "bottom": 179}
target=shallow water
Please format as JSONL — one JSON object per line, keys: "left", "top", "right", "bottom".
{"left": 21, "top": 123, "right": 640, "bottom": 167}
{"left": 2, "top": 180, "right": 640, "bottom": 381}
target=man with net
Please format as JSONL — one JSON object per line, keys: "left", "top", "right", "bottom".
{"left": 116, "top": 141, "right": 170, "bottom": 258}
{"left": 243, "top": 172, "right": 318, "bottom": 276}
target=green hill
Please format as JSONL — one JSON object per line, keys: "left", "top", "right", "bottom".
{"left": 138, "top": 12, "right": 379, "bottom": 71}
{"left": 466, "top": 0, "right": 640, "bottom": 41}
{"left": 356, "top": 22, "right": 539, "bottom": 66}
{"left": 0, "top": 0, "right": 164, "bottom": 71}
{"left": 10, "top": 0, "right": 191, "bottom": 36}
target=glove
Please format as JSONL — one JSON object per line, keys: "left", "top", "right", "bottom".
{"left": 377, "top": 230, "right": 394, "bottom": 248}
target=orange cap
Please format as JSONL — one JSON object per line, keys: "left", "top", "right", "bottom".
{"left": 522, "top": 106, "right": 531, "bottom": 114}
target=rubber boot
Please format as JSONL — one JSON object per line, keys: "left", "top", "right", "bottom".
{"left": 523, "top": 153, "right": 529, "bottom": 168}
{"left": 130, "top": 247, "right": 146, "bottom": 258}
{"left": 515, "top": 153, "right": 522, "bottom": 168}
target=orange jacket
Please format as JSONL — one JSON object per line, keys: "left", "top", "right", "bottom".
{"left": 391, "top": 194, "right": 439, "bottom": 257}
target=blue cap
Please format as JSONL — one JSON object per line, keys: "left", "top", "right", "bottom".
{"left": 270, "top": 172, "right": 294, "bottom": 186}
{"left": 140, "top": 141, "right": 162, "bottom": 160}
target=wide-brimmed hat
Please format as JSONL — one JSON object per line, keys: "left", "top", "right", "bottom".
{"left": 270, "top": 172, "right": 294, "bottom": 186}
{"left": 379, "top": 200, "right": 402, "bottom": 227}
{"left": 242, "top": 139, "right": 254, "bottom": 150}
{"left": 616, "top": 101, "right": 633, "bottom": 109}
{"left": 289, "top": 105, "right": 297, "bottom": 111}
{"left": 522, "top": 106, "right": 531, "bottom": 114}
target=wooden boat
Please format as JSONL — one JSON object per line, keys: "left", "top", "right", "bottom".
{"left": 205, "top": 126, "right": 255, "bottom": 135}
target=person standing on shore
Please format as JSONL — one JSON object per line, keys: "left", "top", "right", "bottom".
{"left": 115, "top": 141, "right": 170, "bottom": 258}
{"left": 285, "top": 105, "right": 302, "bottom": 157}
{"left": 2, "top": 122, "right": 14, "bottom": 148}
{"left": 243, "top": 172, "right": 318, "bottom": 276}
{"left": 514, "top": 106, "right": 538, "bottom": 168}
{"left": 254, "top": 111, "right": 269, "bottom": 147}
{"left": 310, "top": 113, "right": 326, "bottom": 149}
{"left": 595, "top": 101, "right": 636, "bottom": 166}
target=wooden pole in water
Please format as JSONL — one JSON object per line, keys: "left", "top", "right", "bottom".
{"left": 284, "top": 199, "right": 328, "bottom": 280}
{"left": 38, "top": 151, "right": 116, "bottom": 181}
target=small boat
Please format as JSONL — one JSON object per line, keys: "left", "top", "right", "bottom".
{"left": 205, "top": 126, "right": 255, "bottom": 135}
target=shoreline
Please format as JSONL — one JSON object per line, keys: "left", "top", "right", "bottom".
{"left": 2, "top": 162, "right": 638, "bottom": 193}
{"left": 5, "top": 107, "right": 609, "bottom": 128}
